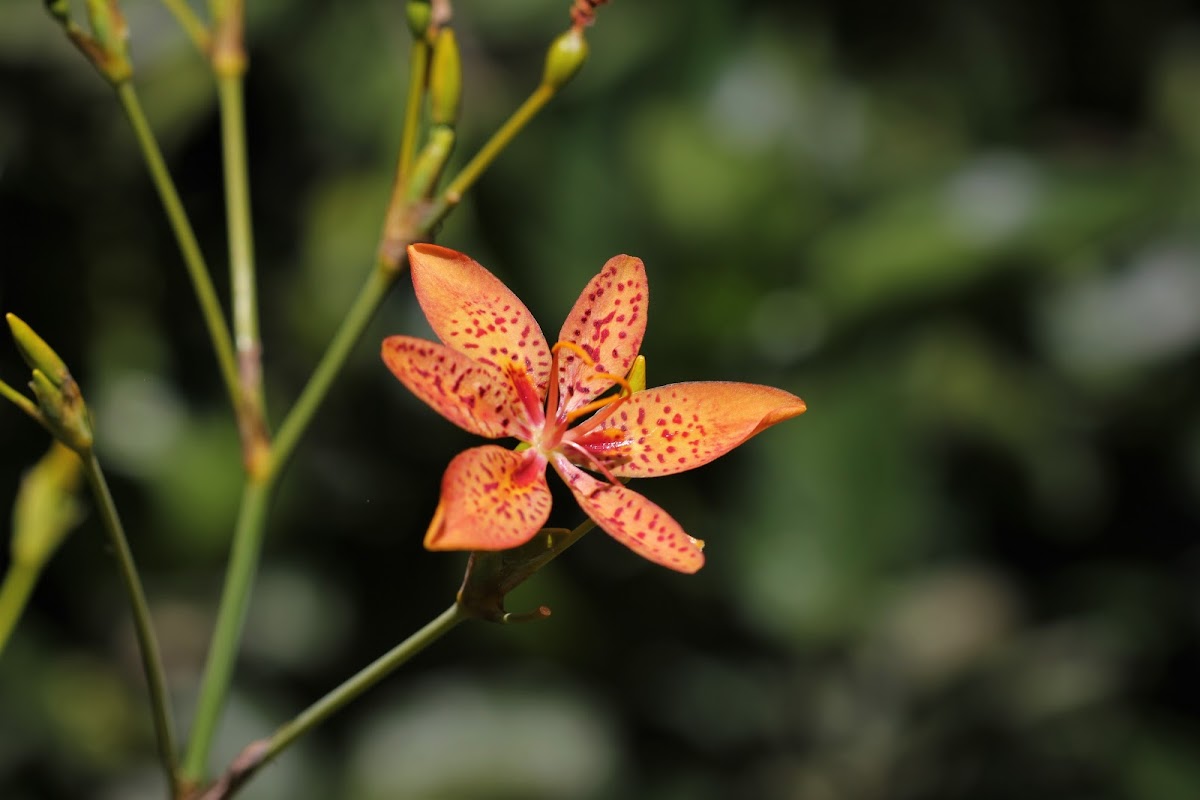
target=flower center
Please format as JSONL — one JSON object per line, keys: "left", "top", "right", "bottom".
{"left": 525, "top": 340, "right": 635, "bottom": 485}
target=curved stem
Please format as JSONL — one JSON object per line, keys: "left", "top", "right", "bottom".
{"left": 116, "top": 83, "right": 241, "bottom": 415}
{"left": 0, "top": 563, "right": 38, "bottom": 657}
{"left": 158, "top": 0, "right": 212, "bottom": 53}
{"left": 182, "top": 478, "right": 271, "bottom": 781}
{"left": 83, "top": 452, "right": 180, "bottom": 794}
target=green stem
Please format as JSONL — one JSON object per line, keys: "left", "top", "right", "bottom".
{"left": 0, "top": 563, "right": 39, "bottom": 657}
{"left": 268, "top": 266, "right": 397, "bottom": 477}
{"left": 83, "top": 452, "right": 180, "bottom": 793}
{"left": 423, "top": 83, "right": 556, "bottom": 229}
{"left": 399, "top": 37, "right": 431, "bottom": 184}
{"left": 216, "top": 73, "right": 266, "bottom": 426}
{"left": 198, "top": 604, "right": 466, "bottom": 800}
{"left": 184, "top": 42, "right": 569, "bottom": 793}
{"left": 116, "top": 83, "right": 241, "bottom": 416}
{"left": 267, "top": 604, "right": 465, "bottom": 761}
{"left": 158, "top": 0, "right": 212, "bottom": 53}
{"left": 182, "top": 479, "right": 272, "bottom": 781}
{"left": 183, "top": 264, "right": 399, "bottom": 782}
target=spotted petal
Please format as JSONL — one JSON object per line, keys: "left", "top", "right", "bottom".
{"left": 408, "top": 243, "right": 553, "bottom": 394}
{"left": 382, "top": 336, "right": 542, "bottom": 440}
{"left": 555, "top": 457, "right": 704, "bottom": 573}
{"left": 579, "top": 382, "right": 806, "bottom": 478}
{"left": 557, "top": 254, "right": 648, "bottom": 412}
{"left": 425, "top": 446, "right": 552, "bottom": 551}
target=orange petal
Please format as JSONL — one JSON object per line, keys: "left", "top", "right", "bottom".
{"left": 576, "top": 382, "right": 806, "bottom": 478}
{"left": 555, "top": 457, "right": 704, "bottom": 573}
{"left": 557, "top": 254, "right": 647, "bottom": 412}
{"left": 425, "top": 446, "right": 552, "bottom": 551}
{"left": 382, "top": 336, "right": 542, "bottom": 440}
{"left": 408, "top": 243, "right": 553, "bottom": 395}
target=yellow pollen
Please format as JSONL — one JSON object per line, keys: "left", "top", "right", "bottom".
{"left": 551, "top": 342, "right": 633, "bottom": 422}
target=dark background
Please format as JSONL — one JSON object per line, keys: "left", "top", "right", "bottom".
{"left": 3, "top": 1, "right": 1200, "bottom": 798}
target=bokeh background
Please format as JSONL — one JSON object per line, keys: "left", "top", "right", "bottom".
{"left": 4, "top": 1, "right": 1200, "bottom": 798}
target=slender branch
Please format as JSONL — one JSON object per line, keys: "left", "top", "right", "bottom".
{"left": 116, "top": 83, "right": 241, "bottom": 415}
{"left": 267, "top": 265, "right": 398, "bottom": 478}
{"left": 0, "top": 563, "right": 38, "bottom": 657}
{"left": 182, "top": 262, "right": 402, "bottom": 784}
{"left": 398, "top": 36, "right": 431, "bottom": 185}
{"left": 159, "top": 0, "right": 213, "bottom": 53}
{"left": 216, "top": 74, "right": 269, "bottom": 448}
{"left": 197, "top": 604, "right": 466, "bottom": 800}
{"left": 83, "top": 452, "right": 180, "bottom": 794}
{"left": 181, "top": 479, "right": 271, "bottom": 781}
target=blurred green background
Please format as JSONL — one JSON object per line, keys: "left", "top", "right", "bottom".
{"left": 4, "top": 1, "right": 1200, "bottom": 798}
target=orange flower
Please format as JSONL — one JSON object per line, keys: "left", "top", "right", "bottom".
{"left": 382, "top": 244, "right": 806, "bottom": 573}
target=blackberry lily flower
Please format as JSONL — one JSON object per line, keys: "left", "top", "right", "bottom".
{"left": 382, "top": 244, "right": 805, "bottom": 573}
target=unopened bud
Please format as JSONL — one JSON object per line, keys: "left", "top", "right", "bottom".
{"left": 542, "top": 27, "right": 588, "bottom": 90}
{"left": 11, "top": 443, "right": 84, "bottom": 569}
{"left": 44, "top": 0, "right": 71, "bottom": 26}
{"left": 429, "top": 27, "right": 461, "bottom": 127}
{"left": 7, "top": 314, "right": 70, "bottom": 388}
{"left": 7, "top": 315, "right": 94, "bottom": 453}
{"left": 407, "top": 0, "right": 432, "bottom": 39}
{"left": 29, "top": 370, "right": 94, "bottom": 454}
{"left": 84, "top": 0, "right": 133, "bottom": 83}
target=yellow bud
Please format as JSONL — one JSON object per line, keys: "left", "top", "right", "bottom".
{"left": 44, "top": 0, "right": 71, "bottom": 25}
{"left": 406, "top": 0, "right": 432, "bottom": 38}
{"left": 542, "top": 27, "right": 588, "bottom": 91}
{"left": 7, "top": 314, "right": 70, "bottom": 388}
{"left": 11, "top": 443, "right": 84, "bottom": 568}
{"left": 429, "top": 27, "right": 462, "bottom": 127}
{"left": 627, "top": 355, "right": 647, "bottom": 394}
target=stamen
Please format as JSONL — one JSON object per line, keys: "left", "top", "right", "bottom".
{"left": 551, "top": 340, "right": 597, "bottom": 366}
{"left": 565, "top": 371, "right": 631, "bottom": 422}
{"left": 549, "top": 341, "right": 633, "bottom": 424}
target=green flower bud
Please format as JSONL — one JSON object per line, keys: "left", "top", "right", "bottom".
{"left": 29, "top": 369, "right": 94, "bottom": 454}
{"left": 429, "top": 27, "right": 462, "bottom": 127}
{"left": 542, "top": 27, "right": 588, "bottom": 91}
{"left": 7, "top": 314, "right": 70, "bottom": 388}
{"left": 11, "top": 443, "right": 84, "bottom": 569}
{"left": 407, "top": 0, "right": 432, "bottom": 39}
{"left": 84, "top": 0, "right": 133, "bottom": 83}
{"left": 7, "top": 315, "right": 94, "bottom": 453}
{"left": 44, "top": 0, "right": 71, "bottom": 26}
